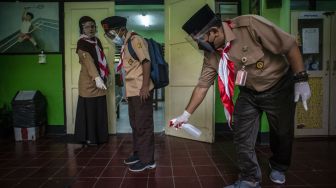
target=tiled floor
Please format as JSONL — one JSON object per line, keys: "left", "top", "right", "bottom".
{"left": 0, "top": 134, "right": 335, "bottom": 188}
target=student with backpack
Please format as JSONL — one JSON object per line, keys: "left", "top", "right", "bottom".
{"left": 101, "top": 16, "right": 156, "bottom": 172}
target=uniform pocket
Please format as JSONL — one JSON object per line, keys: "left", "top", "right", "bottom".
{"left": 229, "top": 45, "right": 264, "bottom": 66}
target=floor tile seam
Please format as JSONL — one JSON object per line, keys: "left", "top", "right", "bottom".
{"left": 288, "top": 171, "right": 313, "bottom": 186}
{"left": 204, "top": 148, "right": 227, "bottom": 184}
{"left": 167, "top": 136, "right": 175, "bottom": 188}
{"left": 10, "top": 168, "right": 50, "bottom": 188}
{"left": 63, "top": 176, "right": 90, "bottom": 188}
{"left": 0, "top": 166, "right": 41, "bottom": 179}
{"left": 0, "top": 168, "right": 16, "bottom": 179}
{"left": 98, "top": 154, "right": 126, "bottom": 181}
{"left": 118, "top": 170, "right": 135, "bottom": 188}
{"left": 103, "top": 136, "right": 128, "bottom": 170}
{"left": 94, "top": 153, "right": 123, "bottom": 184}
{"left": 187, "top": 147, "right": 204, "bottom": 188}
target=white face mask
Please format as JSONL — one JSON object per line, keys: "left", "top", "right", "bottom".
{"left": 105, "top": 30, "right": 124, "bottom": 46}
{"left": 112, "top": 35, "right": 124, "bottom": 46}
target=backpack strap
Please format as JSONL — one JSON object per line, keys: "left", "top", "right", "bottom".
{"left": 126, "top": 32, "right": 139, "bottom": 61}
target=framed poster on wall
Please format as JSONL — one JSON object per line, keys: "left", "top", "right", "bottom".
{"left": 0, "top": 2, "right": 60, "bottom": 54}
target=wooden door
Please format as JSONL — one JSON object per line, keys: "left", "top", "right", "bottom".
{"left": 64, "top": 2, "right": 116, "bottom": 134}
{"left": 164, "top": 0, "right": 215, "bottom": 143}
{"left": 291, "top": 11, "right": 331, "bottom": 136}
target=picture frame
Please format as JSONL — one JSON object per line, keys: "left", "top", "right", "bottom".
{"left": 0, "top": 2, "right": 60, "bottom": 54}
{"left": 216, "top": 1, "right": 240, "bottom": 20}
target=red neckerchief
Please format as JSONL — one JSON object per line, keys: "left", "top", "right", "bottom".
{"left": 217, "top": 21, "right": 234, "bottom": 129}
{"left": 80, "top": 35, "right": 109, "bottom": 79}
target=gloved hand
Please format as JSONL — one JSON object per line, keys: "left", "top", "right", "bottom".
{"left": 95, "top": 76, "right": 107, "bottom": 90}
{"left": 169, "top": 110, "right": 191, "bottom": 128}
{"left": 294, "top": 81, "right": 311, "bottom": 111}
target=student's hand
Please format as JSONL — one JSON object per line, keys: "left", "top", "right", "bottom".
{"left": 169, "top": 111, "right": 191, "bottom": 129}
{"left": 95, "top": 77, "right": 107, "bottom": 90}
{"left": 294, "top": 81, "right": 311, "bottom": 111}
{"left": 140, "top": 86, "right": 150, "bottom": 102}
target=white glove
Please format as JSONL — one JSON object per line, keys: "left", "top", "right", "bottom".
{"left": 294, "top": 82, "right": 311, "bottom": 111}
{"left": 95, "top": 76, "right": 107, "bottom": 90}
{"left": 169, "top": 110, "right": 191, "bottom": 128}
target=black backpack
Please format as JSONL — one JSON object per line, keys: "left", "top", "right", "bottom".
{"left": 127, "top": 35, "right": 169, "bottom": 89}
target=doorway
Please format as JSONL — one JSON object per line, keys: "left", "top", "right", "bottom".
{"left": 291, "top": 11, "right": 336, "bottom": 136}
{"left": 114, "top": 5, "right": 165, "bottom": 133}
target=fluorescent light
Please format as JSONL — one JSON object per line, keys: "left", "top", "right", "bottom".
{"left": 139, "top": 13, "right": 150, "bottom": 27}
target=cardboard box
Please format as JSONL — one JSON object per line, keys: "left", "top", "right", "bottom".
{"left": 14, "top": 126, "right": 45, "bottom": 141}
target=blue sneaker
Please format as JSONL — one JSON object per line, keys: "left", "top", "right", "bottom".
{"left": 124, "top": 154, "right": 139, "bottom": 165}
{"left": 269, "top": 169, "right": 286, "bottom": 184}
{"left": 128, "top": 161, "right": 156, "bottom": 172}
{"left": 224, "top": 180, "right": 261, "bottom": 188}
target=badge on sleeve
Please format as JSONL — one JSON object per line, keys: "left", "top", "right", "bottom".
{"left": 128, "top": 58, "right": 134, "bottom": 65}
{"left": 137, "top": 42, "right": 142, "bottom": 49}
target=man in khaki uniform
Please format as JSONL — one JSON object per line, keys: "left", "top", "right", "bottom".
{"left": 171, "top": 5, "right": 311, "bottom": 188}
{"left": 101, "top": 16, "right": 156, "bottom": 172}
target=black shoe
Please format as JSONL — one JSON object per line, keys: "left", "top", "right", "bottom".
{"left": 86, "top": 140, "right": 97, "bottom": 146}
{"left": 124, "top": 154, "right": 140, "bottom": 165}
{"left": 224, "top": 180, "right": 261, "bottom": 188}
{"left": 128, "top": 161, "right": 156, "bottom": 172}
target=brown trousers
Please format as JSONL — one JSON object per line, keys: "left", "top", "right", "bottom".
{"left": 127, "top": 91, "right": 154, "bottom": 163}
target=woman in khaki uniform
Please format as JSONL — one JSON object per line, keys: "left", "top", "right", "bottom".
{"left": 171, "top": 5, "right": 311, "bottom": 188}
{"left": 74, "top": 16, "right": 109, "bottom": 146}
{"left": 101, "top": 16, "right": 156, "bottom": 172}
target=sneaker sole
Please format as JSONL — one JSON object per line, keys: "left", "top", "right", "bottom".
{"left": 124, "top": 159, "right": 140, "bottom": 165}
{"left": 269, "top": 163, "right": 285, "bottom": 184}
{"left": 269, "top": 174, "right": 285, "bottom": 184}
{"left": 128, "top": 163, "right": 156, "bottom": 172}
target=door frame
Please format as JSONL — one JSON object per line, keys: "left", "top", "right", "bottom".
{"left": 329, "top": 11, "right": 336, "bottom": 135}
{"left": 291, "top": 11, "right": 331, "bottom": 136}
{"left": 64, "top": 2, "right": 116, "bottom": 134}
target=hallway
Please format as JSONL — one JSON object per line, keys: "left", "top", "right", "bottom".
{"left": 0, "top": 134, "right": 335, "bottom": 188}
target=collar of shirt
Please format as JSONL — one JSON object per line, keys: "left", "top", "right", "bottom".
{"left": 123, "top": 31, "right": 138, "bottom": 46}
{"left": 222, "top": 22, "right": 236, "bottom": 44}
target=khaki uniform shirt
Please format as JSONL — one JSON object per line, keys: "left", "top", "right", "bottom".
{"left": 122, "top": 32, "right": 154, "bottom": 97}
{"left": 197, "top": 15, "right": 296, "bottom": 92}
{"left": 77, "top": 49, "right": 107, "bottom": 97}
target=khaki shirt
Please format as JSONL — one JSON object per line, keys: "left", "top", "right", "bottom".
{"left": 122, "top": 32, "right": 154, "bottom": 97}
{"left": 77, "top": 49, "right": 107, "bottom": 97}
{"left": 198, "top": 15, "right": 296, "bottom": 92}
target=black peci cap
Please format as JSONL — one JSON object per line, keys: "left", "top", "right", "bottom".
{"left": 182, "top": 4, "right": 216, "bottom": 35}
{"left": 101, "top": 16, "right": 127, "bottom": 32}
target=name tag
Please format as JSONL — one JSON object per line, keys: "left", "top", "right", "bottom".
{"left": 235, "top": 69, "right": 247, "bottom": 86}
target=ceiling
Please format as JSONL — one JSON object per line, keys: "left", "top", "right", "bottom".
{"left": 116, "top": 10, "right": 164, "bottom": 30}
{"left": 116, "top": 0, "right": 163, "bottom": 5}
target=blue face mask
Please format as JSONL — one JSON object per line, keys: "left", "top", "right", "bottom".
{"left": 112, "top": 35, "right": 124, "bottom": 46}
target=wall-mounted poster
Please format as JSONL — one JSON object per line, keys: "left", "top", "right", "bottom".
{"left": 0, "top": 2, "right": 60, "bottom": 54}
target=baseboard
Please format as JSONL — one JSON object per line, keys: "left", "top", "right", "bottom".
{"left": 45, "top": 125, "right": 66, "bottom": 135}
